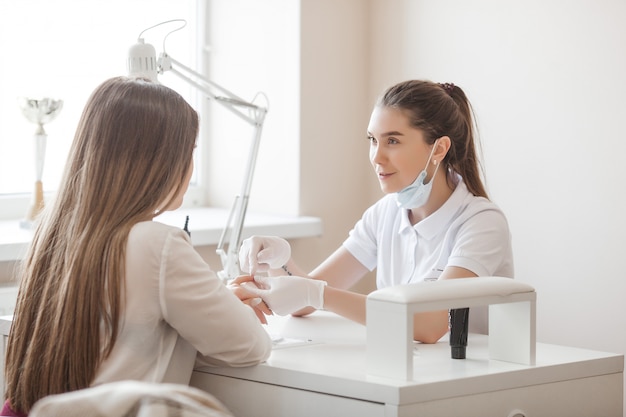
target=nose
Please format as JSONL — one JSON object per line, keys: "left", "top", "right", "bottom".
{"left": 370, "top": 142, "right": 385, "bottom": 165}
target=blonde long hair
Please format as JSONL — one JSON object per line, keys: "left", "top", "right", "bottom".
{"left": 5, "top": 76, "right": 199, "bottom": 413}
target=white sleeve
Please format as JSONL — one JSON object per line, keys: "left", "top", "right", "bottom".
{"left": 158, "top": 229, "right": 272, "bottom": 367}
{"left": 342, "top": 199, "right": 384, "bottom": 271}
{"left": 448, "top": 207, "right": 513, "bottom": 277}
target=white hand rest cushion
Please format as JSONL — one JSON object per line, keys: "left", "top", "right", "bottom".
{"left": 367, "top": 277, "right": 535, "bottom": 312}
{"left": 366, "top": 277, "right": 537, "bottom": 380}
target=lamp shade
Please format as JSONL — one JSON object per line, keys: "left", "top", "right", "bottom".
{"left": 127, "top": 39, "right": 158, "bottom": 81}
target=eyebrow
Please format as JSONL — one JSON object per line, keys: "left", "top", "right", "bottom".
{"left": 367, "top": 130, "right": 405, "bottom": 137}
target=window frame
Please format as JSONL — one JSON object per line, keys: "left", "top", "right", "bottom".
{"left": 0, "top": 0, "right": 209, "bottom": 220}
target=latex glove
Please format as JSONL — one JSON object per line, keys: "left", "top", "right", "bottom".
{"left": 239, "top": 236, "right": 291, "bottom": 275}
{"left": 228, "top": 282, "right": 273, "bottom": 324}
{"left": 241, "top": 275, "right": 326, "bottom": 316}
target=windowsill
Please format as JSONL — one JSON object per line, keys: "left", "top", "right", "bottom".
{"left": 0, "top": 207, "right": 323, "bottom": 263}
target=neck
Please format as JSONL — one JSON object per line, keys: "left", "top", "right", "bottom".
{"left": 408, "top": 168, "right": 455, "bottom": 225}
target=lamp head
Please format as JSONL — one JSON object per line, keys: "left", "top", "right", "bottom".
{"left": 127, "top": 38, "right": 158, "bottom": 81}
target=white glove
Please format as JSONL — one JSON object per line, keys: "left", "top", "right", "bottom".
{"left": 239, "top": 236, "right": 291, "bottom": 275}
{"left": 241, "top": 275, "right": 327, "bottom": 316}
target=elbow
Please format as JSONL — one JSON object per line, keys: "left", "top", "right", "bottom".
{"left": 256, "top": 334, "right": 273, "bottom": 362}
{"left": 415, "top": 330, "right": 446, "bottom": 345}
{"left": 411, "top": 310, "right": 450, "bottom": 344}
{"left": 197, "top": 338, "right": 272, "bottom": 368}
{"left": 413, "top": 317, "right": 449, "bottom": 344}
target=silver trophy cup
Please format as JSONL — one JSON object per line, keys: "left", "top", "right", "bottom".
{"left": 18, "top": 97, "right": 63, "bottom": 228}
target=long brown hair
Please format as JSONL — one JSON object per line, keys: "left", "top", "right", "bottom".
{"left": 377, "top": 80, "right": 488, "bottom": 198}
{"left": 5, "top": 76, "right": 199, "bottom": 413}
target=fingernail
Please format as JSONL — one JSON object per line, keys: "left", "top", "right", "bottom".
{"left": 250, "top": 297, "right": 262, "bottom": 306}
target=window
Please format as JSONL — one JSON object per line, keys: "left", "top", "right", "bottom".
{"left": 0, "top": 0, "right": 202, "bottom": 219}
{"left": 0, "top": 0, "right": 302, "bottom": 221}
{"left": 203, "top": 0, "right": 300, "bottom": 216}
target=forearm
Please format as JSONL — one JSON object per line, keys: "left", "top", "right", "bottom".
{"left": 292, "top": 283, "right": 367, "bottom": 320}
{"left": 324, "top": 287, "right": 447, "bottom": 342}
{"left": 268, "top": 258, "right": 308, "bottom": 277}
{"left": 259, "top": 245, "right": 448, "bottom": 341}
{"left": 322, "top": 286, "right": 367, "bottom": 325}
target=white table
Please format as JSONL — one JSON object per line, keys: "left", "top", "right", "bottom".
{"left": 190, "top": 311, "right": 623, "bottom": 417}
{"left": 1, "top": 307, "right": 623, "bottom": 416}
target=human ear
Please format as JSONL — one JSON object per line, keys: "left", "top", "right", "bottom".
{"left": 433, "top": 136, "right": 451, "bottom": 164}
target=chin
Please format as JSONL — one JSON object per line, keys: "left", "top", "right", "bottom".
{"left": 380, "top": 187, "right": 397, "bottom": 195}
{"left": 379, "top": 183, "right": 400, "bottom": 195}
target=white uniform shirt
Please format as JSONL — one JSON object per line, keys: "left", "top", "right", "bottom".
{"left": 93, "top": 221, "right": 272, "bottom": 386}
{"left": 343, "top": 177, "right": 514, "bottom": 289}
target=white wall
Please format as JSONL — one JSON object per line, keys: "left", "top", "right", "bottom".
{"left": 297, "top": 0, "right": 377, "bottom": 276}
{"left": 368, "top": 0, "right": 626, "bottom": 410}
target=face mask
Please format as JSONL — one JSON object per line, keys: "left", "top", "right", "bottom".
{"left": 396, "top": 141, "right": 439, "bottom": 209}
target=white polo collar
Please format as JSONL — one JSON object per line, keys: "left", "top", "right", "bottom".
{"left": 399, "top": 173, "right": 468, "bottom": 240}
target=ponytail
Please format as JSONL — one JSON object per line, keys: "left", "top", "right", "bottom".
{"left": 377, "top": 80, "right": 488, "bottom": 198}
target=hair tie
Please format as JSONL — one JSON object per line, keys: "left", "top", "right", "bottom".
{"left": 440, "top": 82, "right": 455, "bottom": 96}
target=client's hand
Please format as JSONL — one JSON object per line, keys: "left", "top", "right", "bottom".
{"left": 238, "top": 236, "right": 291, "bottom": 275}
{"left": 228, "top": 277, "right": 272, "bottom": 324}
{"left": 236, "top": 275, "right": 327, "bottom": 316}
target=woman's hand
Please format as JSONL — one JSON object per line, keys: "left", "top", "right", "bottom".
{"left": 228, "top": 276, "right": 273, "bottom": 324}
{"left": 235, "top": 275, "right": 327, "bottom": 316}
{"left": 238, "top": 236, "right": 291, "bottom": 275}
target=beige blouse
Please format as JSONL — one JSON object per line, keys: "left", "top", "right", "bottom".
{"left": 93, "top": 221, "right": 272, "bottom": 386}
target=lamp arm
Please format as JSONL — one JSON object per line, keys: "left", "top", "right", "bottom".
{"left": 162, "top": 54, "right": 265, "bottom": 125}
{"left": 216, "top": 122, "right": 264, "bottom": 281}
{"left": 159, "top": 52, "right": 268, "bottom": 282}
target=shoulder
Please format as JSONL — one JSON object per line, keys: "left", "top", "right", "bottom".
{"left": 130, "top": 221, "right": 189, "bottom": 239}
{"left": 436, "top": 180, "right": 511, "bottom": 242}
{"left": 127, "top": 221, "right": 191, "bottom": 256}
{"left": 451, "top": 178, "right": 508, "bottom": 221}
{"left": 451, "top": 195, "right": 509, "bottom": 238}
{"left": 463, "top": 194, "right": 505, "bottom": 217}
{"left": 449, "top": 189, "right": 511, "bottom": 246}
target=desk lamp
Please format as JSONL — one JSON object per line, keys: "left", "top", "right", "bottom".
{"left": 128, "top": 20, "right": 268, "bottom": 282}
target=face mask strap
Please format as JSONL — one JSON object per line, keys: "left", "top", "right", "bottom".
{"left": 423, "top": 139, "right": 440, "bottom": 184}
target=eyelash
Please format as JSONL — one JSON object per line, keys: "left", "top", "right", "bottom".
{"left": 367, "top": 136, "right": 399, "bottom": 145}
